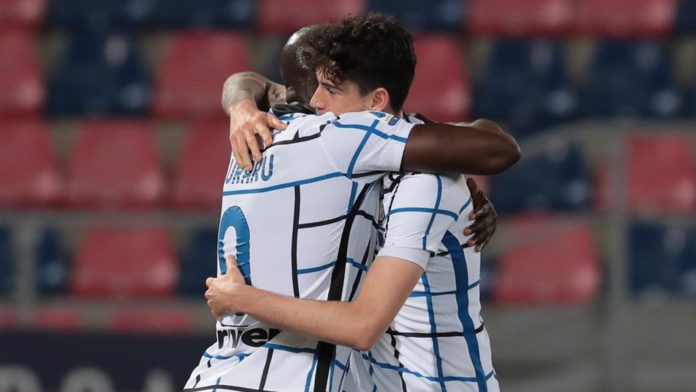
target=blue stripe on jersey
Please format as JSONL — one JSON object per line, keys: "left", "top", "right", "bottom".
{"left": 222, "top": 171, "right": 344, "bottom": 195}
{"left": 306, "top": 351, "right": 319, "bottom": 392}
{"left": 409, "top": 281, "right": 479, "bottom": 297}
{"left": 212, "top": 376, "right": 221, "bottom": 392}
{"left": 332, "top": 119, "right": 409, "bottom": 143}
{"left": 458, "top": 196, "right": 473, "bottom": 215}
{"left": 442, "top": 230, "right": 487, "bottom": 392}
{"left": 264, "top": 343, "right": 316, "bottom": 354}
{"left": 345, "top": 120, "right": 377, "bottom": 177}
{"left": 360, "top": 352, "right": 496, "bottom": 383}
{"left": 296, "top": 258, "right": 368, "bottom": 274}
{"left": 203, "top": 351, "right": 250, "bottom": 361}
{"left": 337, "top": 358, "right": 350, "bottom": 391}
{"left": 421, "top": 272, "right": 447, "bottom": 391}
{"left": 347, "top": 181, "right": 358, "bottom": 212}
{"left": 423, "top": 176, "right": 444, "bottom": 251}
{"left": 388, "top": 207, "right": 459, "bottom": 220}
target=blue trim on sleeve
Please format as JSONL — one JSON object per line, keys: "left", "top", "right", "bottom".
{"left": 388, "top": 207, "right": 459, "bottom": 220}
{"left": 442, "top": 231, "right": 488, "bottom": 391}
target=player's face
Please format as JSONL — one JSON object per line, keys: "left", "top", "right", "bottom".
{"left": 310, "top": 69, "right": 374, "bottom": 116}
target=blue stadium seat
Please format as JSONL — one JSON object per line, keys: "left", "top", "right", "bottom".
{"left": 153, "top": 0, "right": 255, "bottom": 29}
{"left": 582, "top": 40, "right": 681, "bottom": 118}
{"left": 675, "top": 0, "right": 696, "bottom": 33}
{"left": 36, "top": 229, "right": 68, "bottom": 295}
{"left": 629, "top": 222, "right": 696, "bottom": 298}
{"left": 179, "top": 228, "right": 218, "bottom": 296}
{"left": 46, "top": 32, "right": 150, "bottom": 116}
{"left": 0, "top": 228, "right": 14, "bottom": 296}
{"left": 472, "top": 40, "right": 577, "bottom": 138}
{"left": 367, "top": 0, "right": 465, "bottom": 31}
{"left": 490, "top": 143, "right": 592, "bottom": 214}
{"left": 46, "top": 0, "right": 156, "bottom": 31}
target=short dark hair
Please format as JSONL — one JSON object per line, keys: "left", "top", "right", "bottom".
{"left": 312, "top": 13, "right": 417, "bottom": 113}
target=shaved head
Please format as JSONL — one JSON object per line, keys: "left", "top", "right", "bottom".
{"left": 280, "top": 24, "right": 325, "bottom": 105}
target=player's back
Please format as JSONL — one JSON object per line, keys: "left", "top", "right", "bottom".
{"left": 185, "top": 110, "right": 415, "bottom": 392}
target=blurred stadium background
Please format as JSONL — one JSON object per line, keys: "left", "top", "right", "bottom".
{"left": 1, "top": 0, "right": 696, "bottom": 391}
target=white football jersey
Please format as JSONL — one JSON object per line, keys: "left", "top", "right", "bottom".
{"left": 184, "top": 110, "right": 415, "bottom": 392}
{"left": 348, "top": 170, "right": 499, "bottom": 389}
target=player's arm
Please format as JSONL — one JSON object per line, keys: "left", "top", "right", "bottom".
{"left": 403, "top": 119, "right": 520, "bottom": 175}
{"left": 206, "top": 256, "right": 422, "bottom": 350}
{"left": 222, "top": 72, "right": 288, "bottom": 169}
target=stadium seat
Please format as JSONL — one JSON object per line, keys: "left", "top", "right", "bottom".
{"left": 172, "top": 119, "right": 231, "bottom": 209}
{"left": 472, "top": 40, "right": 577, "bottom": 137}
{"left": 179, "top": 227, "right": 218, "bottom": 296}
{"left": 582, "top": 40, "right": 680, "bottom": 118}
{"left": 257, "top": 0, "right": 366, "bottom": 34}
{"left": 0, "top": 0, "right": 46, "bottom": 30}
{"left": 0, "top": 31, "right": 44, "bottom": 117}
{"left": 153, "top": 32, "right": 250, "bottom": 119}
{"left": 467, "top": 0, "right": 574, "bottom": 37}
{"left": 493, "top": 214, "right": 602, "bottom": 305}
{"left": 0, "top": 119, "right": 61, "bottom": 208}
{"left": 66, "top": 120, "right": 164, "bottom": 209}
{"left": 107, "top": 309, "right": 193, "bottom": 334}
{"left": 675, "top": 0, "right": 696, "bottom": 33}
{"left": 490, "top": 143, "right": 592, "bottom": 214}
{"left": 46, "top": 32, "right": 150, "bottom": 116}
{"left": 367, "top": 0, "right": 464, "bottom": 31}
{"left": 32, "top": 308, "right": 82, "bottom": 330}
{"left": 596, "top": 134, "right": 696, "bottom": 213}
{"left": 46, "top": 0, "right": 155, "bottom": 30}
{"left": 0, "top": 307, "right": 18, "bottom": 328}
{"left": 36, "top": 228, "right": 69, "bottom": 295}
{"left": 153, "top": 0, "right": 255, "bottom": 29}
{"left": 629, "top": 222, "right": 696, "bottom": 297}
{"left": 71, "top": 227, "right": 178, "bottom": 298}
{"left": 0, "top": 228, "right": 14, "bottom": 296}
{"left": 574, "top": 0, "right": 677, "bottom": 37}
{"left": 403, "top": 35, "right": 470, "bottom": 122}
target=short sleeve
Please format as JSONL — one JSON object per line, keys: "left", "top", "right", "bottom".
{"left": 377, "top": 173, "right": 470, "bottom": 269}
{"left": 318, "top": 111, "right": 415, "bottom": 177}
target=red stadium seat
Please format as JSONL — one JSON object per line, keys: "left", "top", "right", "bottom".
{"left": 404, "top": 35, "right": 470, "bottom": 122}
{"left": 66, "top": 120, "right": 164, "bottom": 209}
{"left": 597, "top": 134, "right": 696, "bottom": 213}
{"left": 0, "top": 0, "right": 46, "bottom": 30}
{"left": 0, "top": 31, "right": 43, "bottom": 116}
{"left": 574, "top": 0, "right": 677, "bottom": 37}
{"left": 153, "top": 32, "right": 251, "bottom": 119}
{"left": 107, "top": 309, "right": 194, "bottom": 334}
{"left": 493, "top": 214, "right": 601, "bottom": 305}
{"left": 71, "top": 227, "right": 178, "bottom": 298}
{"left": 467, "top": 0, "right": 574, "bottom": 37}
{"left": 32, "top": 307, "right": 82, "bottom": 331}
{"left": 172, "top": 119, "right": 231, "bottom": 210}
{"left": 258, "top": 0, "right": 366, "bottom": 34}
{"left": 0, "top": 119, "right": 61, "bottom": 207}
{"left": 0, "top": 307, "right": 18, "bottom": 328}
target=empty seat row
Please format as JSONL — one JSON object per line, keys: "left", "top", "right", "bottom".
{"left": 9, "top": 0, "right": 693, "bottom": 36}
{"left": 0, "top": 226, "right": 217, "bottom": 298}
{"left": 0, "top": 118, "right": 230, "bottom": 209}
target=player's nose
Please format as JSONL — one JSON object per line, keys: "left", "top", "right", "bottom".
{"left": 309, "top": 88, "right": 324, "bottom": 114}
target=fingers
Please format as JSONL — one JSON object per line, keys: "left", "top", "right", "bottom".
{"left": 267, "top": 113, "right": 287, "bottom": 131}
{"left": 244, "top": 127, "right": 263, "bottom": 163}
{"left": 226, "top": 255, "right": 238, "bottom": 272}
{"left": 466, "top": 177, "right": 480, "bottom": 195}
{"left": 234, "top": 133, "right": 253, "bottom": 171}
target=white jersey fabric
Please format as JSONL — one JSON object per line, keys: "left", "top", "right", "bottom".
{"left": 346, "top": 171, "right": 499, "bottom": 392}
{"left": 184, "top": 110, "right": 415, "bottom": 392}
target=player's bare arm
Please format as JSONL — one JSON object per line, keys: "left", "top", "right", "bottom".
{"left": 222, "top": 72, "right": 287, "bottom": 169}
{"left": 206, "top": 256, "right": 423, "bottom": 350}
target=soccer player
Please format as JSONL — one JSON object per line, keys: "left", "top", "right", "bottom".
{"left": 208, "top": 16, "right": 506, "bottom": 391}
{"left": 187, "top": 15, "right": 518, "bottom": 392}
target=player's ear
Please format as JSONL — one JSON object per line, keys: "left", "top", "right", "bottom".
{"left": 369, "top": 87, "right": 390, "bottom": 112}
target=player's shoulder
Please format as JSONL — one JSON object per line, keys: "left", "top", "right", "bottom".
{"left": 330, "top": 110, "right": 411, "bottom": 130}
{"left": 397, "top": 172, "right": 470, "bottom": 201}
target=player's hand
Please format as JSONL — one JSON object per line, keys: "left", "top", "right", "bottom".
{"left": 205, "top": 256, "right": 246, "bottom": 318}
{"left": 228, "top": 100, "right": 287, "bottom": 172}
{"left": 463, "top": 177, "right": 497, "bottom": 252}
